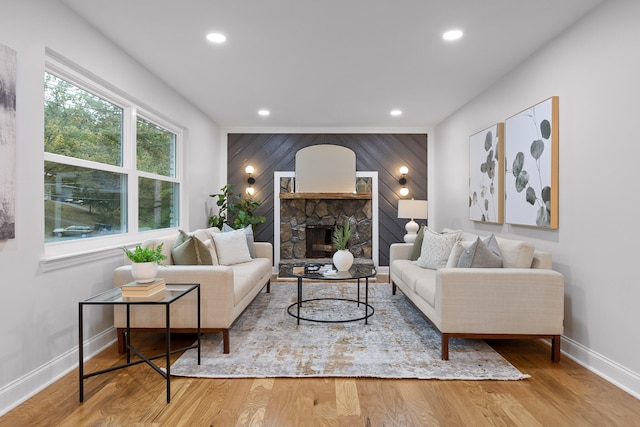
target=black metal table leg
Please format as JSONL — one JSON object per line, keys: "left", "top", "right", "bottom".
{"left": 365, "top": 277, "right": 369, "bottom": 325}
{"left": 78, "top": 303, "right": 84, "bottom": 402}
{"left": 165, "top": 302, "right": 171, "bottom": 403}
{"left": 297, "top": 277, "right": 302, "bottom": 325}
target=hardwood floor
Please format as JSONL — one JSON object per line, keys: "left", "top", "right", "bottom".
{"left": 2, "top": 334, "right": 638, "bottom": 427}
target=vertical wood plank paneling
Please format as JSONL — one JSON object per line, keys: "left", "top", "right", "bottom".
{"left": 227, "top": 134, "right": 427, "bottom": 266}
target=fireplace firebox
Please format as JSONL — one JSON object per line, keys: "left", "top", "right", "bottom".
{"left": 305, "top": 225, "right": 334, "bottom": 258}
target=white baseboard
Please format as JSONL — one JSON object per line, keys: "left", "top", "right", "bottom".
{"left": 559, "top": 336, "right": 640, "bottom": 400}
{"left": 0, "top": 327, "right": 116, "bottom": 417}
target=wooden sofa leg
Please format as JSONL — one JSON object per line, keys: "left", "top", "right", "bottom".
{"left": 266, "top": 279, "right": 271, "bottom": 293}
{"left": 441, "top": 334, "right": 450, "bottom": 360}
{"left": 117, "top": 328, "right": 126, "bottom": 354}
{"left": 552, "top": 335, "right": 561, "bottom": 362}
{"left": 391, "top": 281, "right": 397, "bottom": 295}
{"left": 222, "top": 329, "right": 230, "bottom": 354}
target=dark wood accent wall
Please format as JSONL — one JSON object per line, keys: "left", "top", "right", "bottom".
{"left": 226, "top": 133, "right": 428, "bottom": 266}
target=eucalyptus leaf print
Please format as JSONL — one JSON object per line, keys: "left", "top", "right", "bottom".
{"left": 505, "top": 97, "right": 558, "bottom": 228}
{"left": 469, "top": 124, "right": 504, "bottom": 223}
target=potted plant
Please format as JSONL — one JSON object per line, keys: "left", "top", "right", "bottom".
{"left": 209, "top": 184, "right": 266, "bottom": 230}
{"left": 123, "top": 243, "right": 167, "bottom": 283}
{"left": 332, "top": 221, "right": 354, "bottom": 271}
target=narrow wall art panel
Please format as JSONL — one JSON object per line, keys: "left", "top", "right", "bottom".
{"left": 505, "top": 96, "right": 559, "bottom": 228}
{"left": 469, "top": 123, "right": 504, "bottom": 223}
{"left": 0, "top": 43, "right": 17, "bottom": 240}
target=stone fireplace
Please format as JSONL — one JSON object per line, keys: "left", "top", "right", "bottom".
{"left": 278, "top": 193, "right": 373, "bottom": 276}
{"left": 274, "top": 145, "right": 378, "bottom": 275}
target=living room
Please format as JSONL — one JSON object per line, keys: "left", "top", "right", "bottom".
{"left": 1, "top": 0, "right": 639, "bottom": 423}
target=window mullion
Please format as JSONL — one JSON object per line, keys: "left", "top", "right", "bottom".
{"left": 124, "top": 106, "right": 138, "bottom": 233}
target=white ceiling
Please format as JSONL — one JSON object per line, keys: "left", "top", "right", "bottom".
{"left": 61, "top": 0, "right": 603, "bottom": 129}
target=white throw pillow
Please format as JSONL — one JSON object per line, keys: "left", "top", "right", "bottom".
{"left": 212, "top": 228, "right": 252, "bottom": 265}
{"left": 415, "top": 228, "right": 460, "bottom": 270}
{"left": 223, "top": 224, "right": 256, "bottom": 258}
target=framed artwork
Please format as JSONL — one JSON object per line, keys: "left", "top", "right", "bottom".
{"left": 505, "top": 96, "right": 559, "bottom": 228}
{"left": 0, "top": 43, "right": 17, "bottom": 240}
{"left": 469, "top": 123, "right": 504, "bottom": 223}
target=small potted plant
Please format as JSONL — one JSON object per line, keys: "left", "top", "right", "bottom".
{"left": 332, "top": 221, "right": 354, "bottom": 271}
{"left": 123, "top": 243, "right": 167, "bottom": 283}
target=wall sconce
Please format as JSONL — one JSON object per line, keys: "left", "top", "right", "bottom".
{"left": 399, "top": 166, "right": 409, "bottom": 196}
{"left": 245, "top": 165, "right": 256, "bottom": 196}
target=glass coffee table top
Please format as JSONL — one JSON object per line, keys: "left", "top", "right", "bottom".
{"left": 281, "top": 263, "right": 376, "bottom": 280}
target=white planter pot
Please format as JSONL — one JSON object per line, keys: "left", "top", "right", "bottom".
{"left": 131, "top": 262, "right": 158, "bottom": 283}
{"left": 332, "top": 249, "right": 354, "bottom": 272}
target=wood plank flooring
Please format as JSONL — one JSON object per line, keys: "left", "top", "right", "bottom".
{"left": 2, "top": 330, "right": 639, "bottom": 425}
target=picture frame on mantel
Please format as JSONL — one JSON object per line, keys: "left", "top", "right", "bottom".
{"left": 469, "top": 123, "right": 504, "bottom": 224}
{"left": 505, "top": 96, "right": 559, "bottom": 229}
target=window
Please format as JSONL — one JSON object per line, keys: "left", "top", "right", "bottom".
{"left": 44, "top": 69, "right": 181, "bottom": 246}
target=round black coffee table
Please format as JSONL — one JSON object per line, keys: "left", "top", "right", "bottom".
{"left": 282, "top": 263, "right": 376, "bottom": 324}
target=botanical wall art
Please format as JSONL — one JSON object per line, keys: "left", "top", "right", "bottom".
{"left": 469, "top": 123, "right": 504, "bottom": 223}
{"left": 505, "top": 96, "right": 559, "bottom": 228}
{"left": 0, "top": 43, "right": 17, "bottom": 240}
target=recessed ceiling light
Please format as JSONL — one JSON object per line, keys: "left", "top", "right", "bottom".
{"left": 390, "top": 109, "right": 402, "bottom": 116}
{"left": 258, "top": 109, "right": 270, "bottom": 116}
{"left": 206, "top": 32, "right": 227, "bottom": 43}
{"left": 442, "top": 29, "right": 463, "bottom": 41}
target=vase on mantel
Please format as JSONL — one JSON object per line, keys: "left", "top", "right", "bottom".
{"left": 332, "top": 249, "right": 354, "bottom": 272}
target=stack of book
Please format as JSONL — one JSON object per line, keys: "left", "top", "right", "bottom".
{"left": 121, "top": 278, "right": 166, "bottom": 298}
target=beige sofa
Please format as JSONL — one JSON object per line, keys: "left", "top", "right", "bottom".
{"left": 390, "top": 229, "right": 564, "bottom": 361}
{"left": 114, "top": 227, "right": 272, "bottom": 354}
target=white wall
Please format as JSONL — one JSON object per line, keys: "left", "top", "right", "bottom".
{"left": 0, "top": 0, "right": 222, "bottom": 414}
{"left": 433, "top": 0, "right": 640, "bottom": 397}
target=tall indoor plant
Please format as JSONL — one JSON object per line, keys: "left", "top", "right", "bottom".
{"left": 209, "top": 184, "right": 266, "bottom": 230}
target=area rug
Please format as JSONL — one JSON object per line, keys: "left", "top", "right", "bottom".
{"left": 170, "top": 281, "right": 529, "bottom": 380}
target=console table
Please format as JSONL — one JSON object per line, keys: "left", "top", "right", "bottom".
{"left": 78, "top": 284, "right": 200, "bottom": 403}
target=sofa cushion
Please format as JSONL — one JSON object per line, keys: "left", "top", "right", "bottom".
{"left": 495, "top": 237, "right": 535, "bottom": 268}
{"left": 223, "top": 224, "right": 256, "bottom": 258}
{"left": 171, "top": 230, "right": 214, "bottom": 265}
{"left": 415, "top": 228, "right": 460, "bottom": 270}
{"left": 229, "top": 258, "right": 271, "bottom": 304}
{"left": 213, "top": 228, "right": 253, "bottom": 265}
{"left": 399, "top": 261, "right": 435, "bottom": 293}
{"left": 457, "top": 234, "right": 503, "bottom": 268}
{"left": 415, "top": 273, "right": 437, "bottom": 308}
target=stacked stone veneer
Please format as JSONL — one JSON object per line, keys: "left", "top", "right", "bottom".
{"left": 280, "top": 198, "right": 373, "bottom": 262}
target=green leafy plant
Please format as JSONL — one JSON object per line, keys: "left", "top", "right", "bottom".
{"left": 123, "top": 243, "right": 167, "bottom": 264}
{"left": 332, "top": 222, "right": 353, "bottom": 250}
{"left": 209, "top": 184, "right": 266, "bottom": 230}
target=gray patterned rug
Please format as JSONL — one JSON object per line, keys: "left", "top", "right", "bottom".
{"left": 170, "top": 281, "right": 529, "bottom": 380}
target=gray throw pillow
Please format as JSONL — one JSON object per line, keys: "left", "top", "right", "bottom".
{"left": 457, "top": 234, "right": 503, "bottom": 268}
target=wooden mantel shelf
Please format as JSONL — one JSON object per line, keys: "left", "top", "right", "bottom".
{"left": 279, "top": 192, "right": 372, "bottom": 200}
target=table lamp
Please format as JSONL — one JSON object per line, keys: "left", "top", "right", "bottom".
{"left": 397, "top": 199, "right": 428, "bottom": 243}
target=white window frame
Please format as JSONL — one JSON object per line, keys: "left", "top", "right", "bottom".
{"left": 42, "top": 53, "right": 185, "bottom": 268}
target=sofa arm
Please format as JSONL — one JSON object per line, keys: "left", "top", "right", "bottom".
{"left": 390, "top": 243, "right": 414, "bottom": 263}
{"left": 254, "top": 242, "right": 273, "bottom": 264}
{"left": 435, "top": 268, "right": 565, "bottom": 335}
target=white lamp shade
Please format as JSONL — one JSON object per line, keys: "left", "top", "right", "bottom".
{"left": 397, "top": 199, "right": 428, "bottom": 220}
